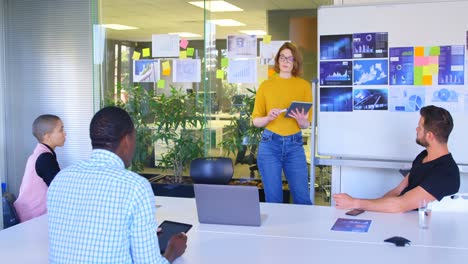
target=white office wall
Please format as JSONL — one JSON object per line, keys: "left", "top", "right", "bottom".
{"left": 337, "top": 167, "right": 468, "bottom": 199}
{"left": 339, "top": 167, "right": 402, "bottom": 199}
{"left": 3, "top": 0, "right": 98, "bottom": 196}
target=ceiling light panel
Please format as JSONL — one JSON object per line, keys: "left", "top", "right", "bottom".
{"left": 239, "top": 30, "right": 267, "bottom": 36}
{"left": 189, "top": 1, "right": 243, "bottom": 12}
{"left": 101, "top": 24, "right": 138, "bottom": 30}
{"left": 210, "top": 19, "right": 245, "bottom": 27}
{"left": 169, "top": 32, "right": 202, "bottom": 38}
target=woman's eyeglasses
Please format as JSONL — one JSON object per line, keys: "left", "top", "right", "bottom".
{"left": 279, "top": 55, "right": 294, "bottom": 63}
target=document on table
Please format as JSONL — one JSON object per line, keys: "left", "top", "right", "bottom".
{"left": 331, "top": 218, "right": 372, "bottom": 233}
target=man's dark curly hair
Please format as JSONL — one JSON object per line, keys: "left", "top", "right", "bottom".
{"left": 90, "top": 106, "right": 134, "bottom": 151}
{"left": 420, "top": 105, "right": 453, "bottom": 143}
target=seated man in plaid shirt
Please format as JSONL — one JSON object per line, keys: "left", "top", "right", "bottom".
{"left": 48, "top": 106, "right": 187, "bottom": 263}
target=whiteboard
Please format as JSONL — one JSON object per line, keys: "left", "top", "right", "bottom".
{"left": 317, "top": 1, "right": 468, "bottom": 164}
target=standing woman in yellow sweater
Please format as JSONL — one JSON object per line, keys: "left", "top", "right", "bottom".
{"left": 252, "top": 42, "right": 312, "bottom": 205}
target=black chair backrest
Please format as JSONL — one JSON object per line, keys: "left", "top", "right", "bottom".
{"left": 3, "top": 192, "right": 20, "bottom": 228}
{"left": 190, "top": 157, "right": 234, "bottom": 185}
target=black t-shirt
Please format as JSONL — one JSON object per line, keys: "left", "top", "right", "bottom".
{"left": 35, "top": 144, "right": 60, "bottom": 187}
{"left": 400, "top": 150, "right": 460, "bottom": 200}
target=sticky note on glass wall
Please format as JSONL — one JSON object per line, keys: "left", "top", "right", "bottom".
{"left": 180, "top": 39, "right": 189, "bottom": 49}
{"left": 157, "top": 79, "right": 165, "bottom": 89}
{"left": 263, "top": 35, "right": 272, "bottom": 44}
{"left": 162, "top": 68, "right": 171, "bottom": 76}
{"left": 132, "top": 51, "right": 141, "bottom": 60}
{"left": 221, "top": 58, "right": 229, "bottom": 68}
{"left": 216, "top": 69, "right": 224, "bottom": 79}
{"left": 180, "top": 51, "right": 187, "bottom": 59}
{"left": 268, "top": 68, "right": 276, "bottom": 77}
{"left": 142, "top": 48, "right": 151, "bottom": 57}
{"left": 186, "top": 48, "right": 194, "bottom": 57}
{"left": 162, "top": 61, "right": 170, "bottom": 71}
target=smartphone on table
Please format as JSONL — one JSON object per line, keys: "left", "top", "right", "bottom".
{"left": 345, "top": 209, "right": 365, "bottom": 216}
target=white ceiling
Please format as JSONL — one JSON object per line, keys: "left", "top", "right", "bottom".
{"left": 100, "top": 0, "right": 333, "bottom": 41}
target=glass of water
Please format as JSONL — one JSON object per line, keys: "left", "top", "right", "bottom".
{"left": 418, "top": 199, "right": 431, "bottom": 229}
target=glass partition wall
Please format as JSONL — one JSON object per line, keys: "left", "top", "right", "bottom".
{"left": 94, "top": 0, "right": 333, "bottom": 204}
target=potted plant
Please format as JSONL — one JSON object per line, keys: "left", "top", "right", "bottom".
{"left": 152, "top": 87, "right": 206, "bottom": 181}
{"left": 107, "top": 84, "right": 206, "bottom": 177}
{"left": 105, "top": 84, "right": 156, "bottom": 172}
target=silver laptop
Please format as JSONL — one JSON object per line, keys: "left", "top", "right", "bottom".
{"left": 194, "top": 184, "right": 261, "bottom": 226}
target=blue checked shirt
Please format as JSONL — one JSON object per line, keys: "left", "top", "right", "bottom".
{"left": 48, "top": 149, "right": 169, "bottom": 264}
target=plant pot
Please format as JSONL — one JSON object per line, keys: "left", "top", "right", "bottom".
{"left": 189, "top": 157, "right": 233, "bottom": 185}
{"left": 141, "top": 174, "right": 290, "bottom": 203}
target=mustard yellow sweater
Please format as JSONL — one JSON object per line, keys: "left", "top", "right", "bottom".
{"left": 252, "top": 76, "right": 312, "bottom": 136}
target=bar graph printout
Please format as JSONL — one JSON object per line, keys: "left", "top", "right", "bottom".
{"left": 227, "top": 58, "right": 257, "bottom": 83}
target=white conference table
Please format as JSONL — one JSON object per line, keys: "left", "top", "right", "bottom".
{"left": 1, "top": 196, "right": 468, "bottom": 263}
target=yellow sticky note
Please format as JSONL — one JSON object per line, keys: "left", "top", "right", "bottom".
{"left": 162, "top": 61, "right": 170, "bottom": 71}
{"left": 268, "top": 68, "right": 276, "bottom": 77}
{"left": 216, "top": 69, "right": 224, "bottom": 79}
{"left": 422, "top": 66, "right": 431, "bottom": 75}
{"left": 186, "top": 48, "right": 194, "bottom": 57}
{"left": 132, "top": 51, "right": 141, "bottom": 60}
{"left": 180, "top": 51, "right": 187, "bottom": 59}
{"left": 422, "top": 75, "right": 432, "bottom": 85}
{"left": 221, "top": 58, "right": 229, "bottom": 68}
{"left": 263, "top": 35, "right": 272, "bottom": 44}
{"left": 414, "top": 47, "right": 424, "bottom": 57}
{"left": 142, "top": 48, "right": 150, "bottom": 57}
{"left": 162, "top": 68, "right": 171, "bottom": 76}
{"left": 157, "top": 79, "right": 165, "bottom": 89}
{"left": 429, "top": 64, "right": 438, "bottom": 74}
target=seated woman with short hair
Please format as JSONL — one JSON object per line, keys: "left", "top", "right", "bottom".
{"left": 14, "top": 114, "right": 66, "bottom": 222}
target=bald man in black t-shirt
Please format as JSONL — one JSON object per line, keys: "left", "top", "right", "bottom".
{"left": 334, "top": 105, "right": 460, "bottom": 213}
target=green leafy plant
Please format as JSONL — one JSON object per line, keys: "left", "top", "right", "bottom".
{"left": 105, "top": 84, "right": 156, "bottom": 172}
{"left": 220, "top": 88, "right": 263, "bottom": 164}
{"left": 152, "top": 87, "right": 206, "bottom": 178}
{"left": 107, "top": 84, "right": 205, "bottom": 174}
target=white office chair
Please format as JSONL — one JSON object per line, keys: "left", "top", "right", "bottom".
{"left": 430, "top": 193, "right": 468, "bottom": 212}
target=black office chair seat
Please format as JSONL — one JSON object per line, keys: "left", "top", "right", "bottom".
{"left": 190, "top": 157, "right": 234, "bottom": 185}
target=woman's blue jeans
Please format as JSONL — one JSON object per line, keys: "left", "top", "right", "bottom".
{"left": 257, "top": 129, "right": 313, "bottom": 205}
